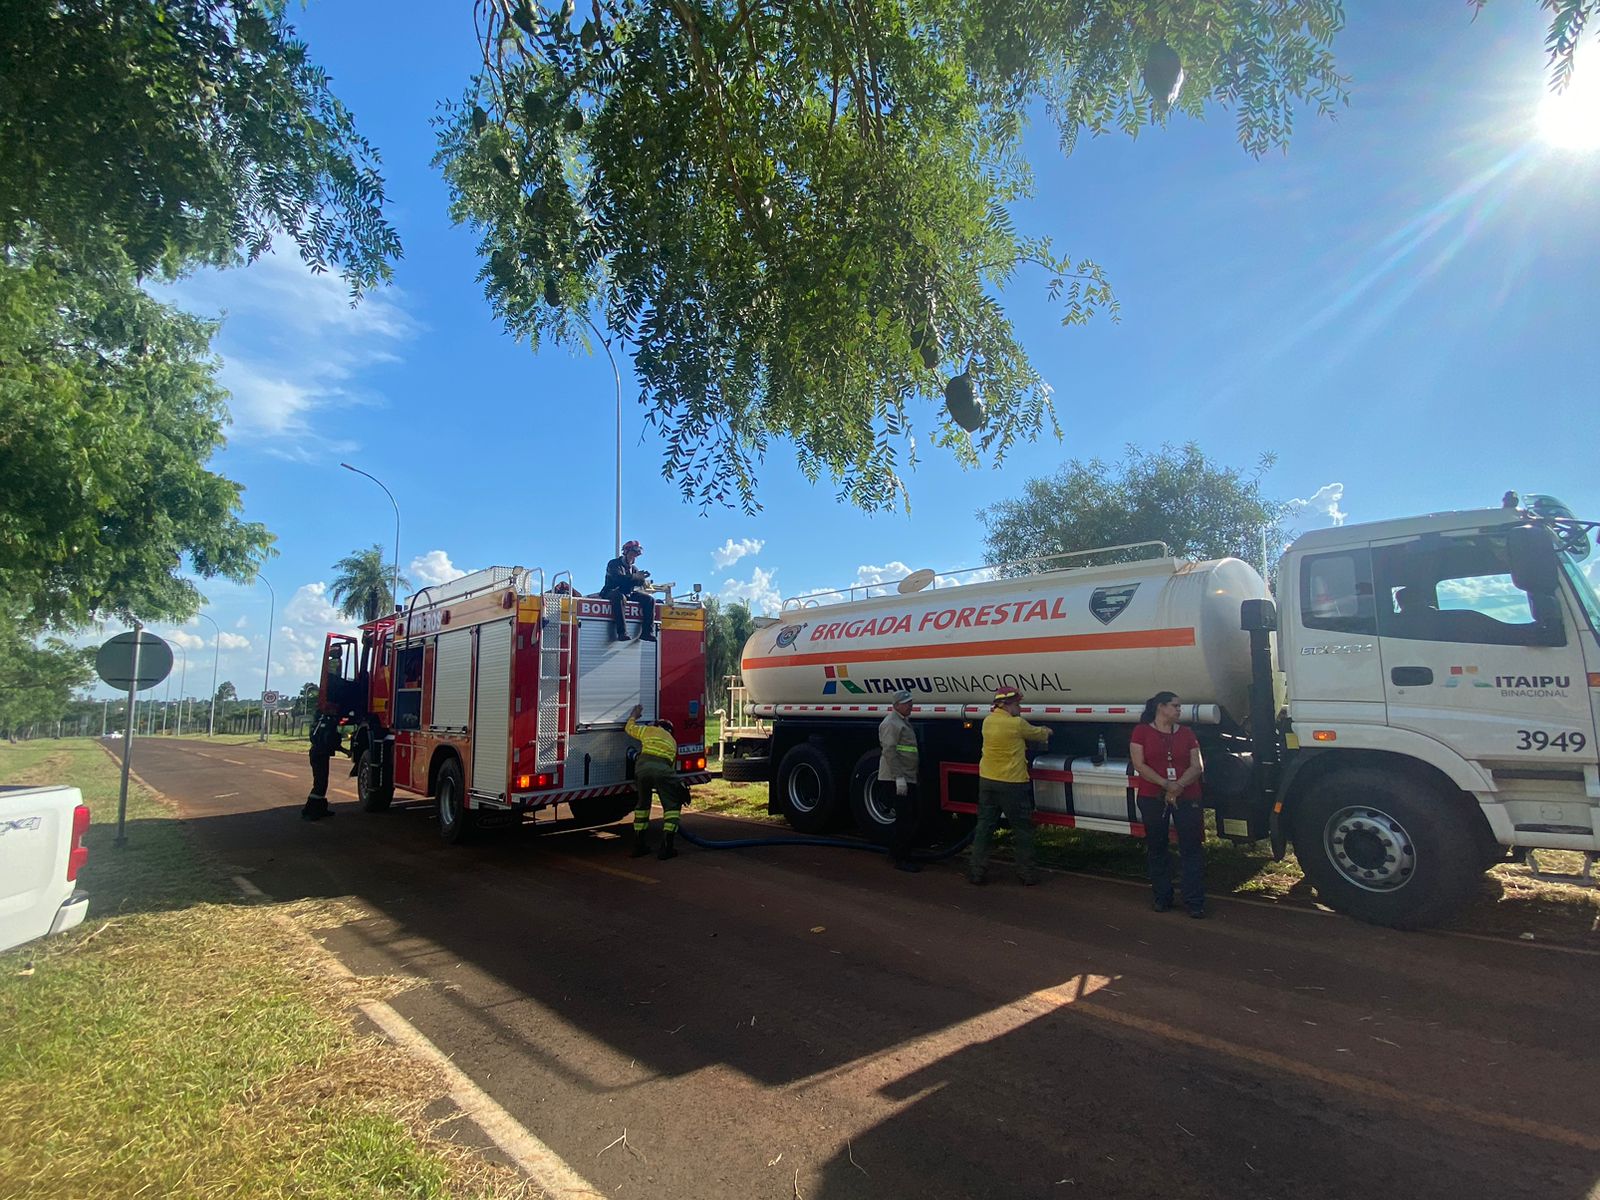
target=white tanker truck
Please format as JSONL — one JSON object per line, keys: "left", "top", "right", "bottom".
{"left": 732, "top": 496, "right": 1600, "bottom": 928}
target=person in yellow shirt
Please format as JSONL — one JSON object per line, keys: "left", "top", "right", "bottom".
{"left": 970, "top": 689, "right": 1050, "bottom": 885}
{"left": 626, "top": 703, "right": 688, "bottom": 860}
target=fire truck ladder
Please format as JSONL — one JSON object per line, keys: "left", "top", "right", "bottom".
{"left": 536, "top": 570, "right": 576, "bottom": 769}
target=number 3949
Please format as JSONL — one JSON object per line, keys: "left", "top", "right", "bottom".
{"left": 1516, "top": 729, "right": 1588, "bottom": 752}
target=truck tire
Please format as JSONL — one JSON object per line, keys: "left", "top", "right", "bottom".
{"left": 720, "top": 756, "right": 771, "bottom": 783}
{"left": 775, "top": 744, "right": 841, "bottom": 834}
{"left": 569, "top": 794, "right": 636, "bottom": 828}
{"left": 435, "top": 759, "right": 473, "bottom": 845}
{"left": 847, "top": 751, "right": 899, "bottom": 846}
{"left": 1290, "top": 766, "right": 1483, "bottom": 929}
{"left": 356, "top": 748, "right": 393, "bottom": 812}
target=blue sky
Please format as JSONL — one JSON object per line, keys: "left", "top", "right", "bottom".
{"left": 96, "top": 2, "right": 1600, "bottom": 701}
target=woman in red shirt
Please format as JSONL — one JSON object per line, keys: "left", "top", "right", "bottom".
{"left": 1129, "top": 691, "right": 1207, "bottom": 918}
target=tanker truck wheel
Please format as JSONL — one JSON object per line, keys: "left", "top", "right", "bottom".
{"left": 847, "top": 751, "right": 898, "bottom": 846}
{"left": 1290, "top": 767, "right": 1482, "bottom": 929}
{"left": 775, "top": 744, "right": 842, "bottom": 835}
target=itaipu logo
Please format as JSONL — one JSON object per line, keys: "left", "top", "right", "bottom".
{"left": 822, "top": 665, "right": 864, "bottom": 695}
{"left": 773, "top": 623, "right": 807, "bottom": 650}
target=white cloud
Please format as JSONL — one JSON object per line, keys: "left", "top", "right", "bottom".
{"left": 216, "top": 632, "right": 252, "bottom": 652}
{"left": 409, "top": 550, "right": 474, "bottom": 588}
{"left": 235, "top": 615, "right": 249, "bottom": 630}
{"left": 277, "top": 581, "right": 361, "bottom": 680}
{"left": 720, "top": 567, "right": 783, "bottom": 616}
{"left": 711, "top": 537, "right": 765, "bottom": 569}
{"left": 1292, "top": 483, "right": 1347, "bottom": 527}
{"left": 163, "top": 629, "right": 207, "bottom": 652}
{"left": 159, "top": 251, "right": 420, "bottom": 458}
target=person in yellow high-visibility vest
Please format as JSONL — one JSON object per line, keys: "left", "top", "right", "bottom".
{"left": 626, "top": 703, "right": 688, "bottom": 860}
{"left": 970, "top": 689, "right": 1050, "bottom": 885}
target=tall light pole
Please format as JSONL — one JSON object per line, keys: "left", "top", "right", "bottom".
{"left": 340, "top": 463, "right": 402, "bottom": 612}
{"left": 163, "top": 643, "right": 186, "bottom": 734}
{"left": 195, "top": 611, "right": 221, "bottom": 737}
{"left": 257, "top": 573, "right": 275, "bottom": 743}
{"left": 581, "top": 316, "right": 624, "bottom": 554}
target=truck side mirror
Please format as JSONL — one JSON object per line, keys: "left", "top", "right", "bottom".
{"left": 1507, "top": 524, "right": 1559, "bottom": 596}
{"left": 1240, "top": 598, "right": 1277, "bottom": 632}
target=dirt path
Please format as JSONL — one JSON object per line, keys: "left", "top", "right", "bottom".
{"left": 130, "top": 738, "right": 1600, "bottom": 1199}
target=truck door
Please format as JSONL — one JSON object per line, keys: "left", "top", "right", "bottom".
{"left": 1370, "top": 530, "right": 1594, "bottom": 768}
{"left": 1287, "top": 547, "right": 1386, "bottom": 724}
{"left": 319, "top": 634, "right": 359, "bottom": 715}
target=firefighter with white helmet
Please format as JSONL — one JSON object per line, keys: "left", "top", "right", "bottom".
{"left": 601, "top": 539, "right": 656, "bottom": 642}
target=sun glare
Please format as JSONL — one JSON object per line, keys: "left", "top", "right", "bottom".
{"left": 1535, "top": 67, "right": 1600, "bottom": 152}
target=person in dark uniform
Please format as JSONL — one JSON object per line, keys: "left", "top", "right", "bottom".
{"left": 601, "top": 539, "right": 655, "bottom": 642}
{"left": 303, "top": 711, "right": 347, "bottom": 821}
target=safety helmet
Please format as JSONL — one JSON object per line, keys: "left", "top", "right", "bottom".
{"left": 622, "top": 539, "right": 643, "bottom": 555}
{"left": 993, "top": 689, "right": 1022, "bottom": 706}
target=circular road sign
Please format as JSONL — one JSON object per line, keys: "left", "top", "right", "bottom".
{"left": 96, "top": 631, "right": 173, "bottom": 692}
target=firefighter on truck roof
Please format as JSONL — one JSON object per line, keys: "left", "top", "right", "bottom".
{"left": 601, "top": 539, "right": 656, "bottom": 643}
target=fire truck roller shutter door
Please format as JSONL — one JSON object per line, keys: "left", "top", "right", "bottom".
{"left": 434, "top": 628, "right": 473, "bottom": 730}
{"left": 577, "top": 618, "right": 659, "bottom": 725}
{"left": 472, "top": 618, "right": 514, "bottom": 796}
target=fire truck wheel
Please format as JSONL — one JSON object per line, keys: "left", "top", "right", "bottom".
{"left": 570, "top": 795, "right": 636, "bottom": 828}
{"left": 775, "top": 744, "right": 842, "bottom": 835}
{"left": 356, "top": 749, "right": 393, "bottom": 812}
{"left": 719, "top": 755, "right": 770, "bottom": 784}
{"left": 1290, "top": 766, "right": 1482, "bottom": 930}
{"left": 435, "top": 759, "right": 473, "bottom": 844}
{"left": 847, "top": 751, "right": 897, "bottom": 846}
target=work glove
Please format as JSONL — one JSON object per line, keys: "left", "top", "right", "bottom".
{"left": 895, "top": 777, "right": 908, "bottom": 797}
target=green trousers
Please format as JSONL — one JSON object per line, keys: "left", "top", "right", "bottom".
{"left": 633, "top": 756, "right": 687, "bottom": 833}
{"left": 970, "top": 778, "right": 1036, "bottom": 881}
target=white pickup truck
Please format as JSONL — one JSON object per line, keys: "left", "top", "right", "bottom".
{"left": 0, "top": 785, "right": 91, "bottom": 953}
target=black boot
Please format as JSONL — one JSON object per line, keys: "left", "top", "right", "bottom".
{"left": 630, "top": 829, "right": 653, "bottom": 858}
{"left": 656, "top": 831, "right": 677, "bottom": 860}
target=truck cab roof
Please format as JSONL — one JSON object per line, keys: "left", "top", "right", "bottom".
{"left": 1287, "top": 506, "right": 1525, "bottom": 553}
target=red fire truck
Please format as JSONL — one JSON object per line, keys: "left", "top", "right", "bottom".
{"left": 317, "top": 566, "right": 710, "bottom": 842}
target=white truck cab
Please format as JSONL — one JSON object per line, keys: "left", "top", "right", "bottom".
{"left": 1274, "top": 495, "right": 1599, "bottom": 923}
{"left": 0, "top": 785, "right": 91, "bottom": 954}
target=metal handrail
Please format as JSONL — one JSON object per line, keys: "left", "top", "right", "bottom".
{"left": 780, "top": 540, "right": 1173, "bottom": 610}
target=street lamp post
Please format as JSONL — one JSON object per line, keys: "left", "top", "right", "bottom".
{"left": 195, "top": 611, "right": 221, "bottom": 737}
{"left": 164, "top": 643, "right": 187, "bottom": 735}
{"left": 581, "top": 316, "right": 624, "bottom": 554}
{"left": 340, "top": 463, "right": 402, "bottom": 613}
{"left": 257, "top": 573, "right": 275, "bottom": 743}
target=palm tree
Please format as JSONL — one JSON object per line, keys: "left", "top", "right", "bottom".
{"left": 330, "top": 545, "right": 411, "bottom": 622}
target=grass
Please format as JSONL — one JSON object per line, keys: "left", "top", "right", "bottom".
{"left": 0, "top": 740, "right": 531, "bottom": 1200}
{"left": 690, "top": 774, "right": 1598, "bottom": 941}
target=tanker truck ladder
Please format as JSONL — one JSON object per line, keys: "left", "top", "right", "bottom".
{"left": 537, "top": 571, "right": 577, "bottom": 768}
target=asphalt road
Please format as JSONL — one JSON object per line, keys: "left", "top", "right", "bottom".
{"left": 125, "top": 738, "right": 1599, "bottom": 1200}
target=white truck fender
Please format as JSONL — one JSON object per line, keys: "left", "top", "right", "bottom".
{"left": 1288, "top": 722, "right": 1495, "bottom": 796}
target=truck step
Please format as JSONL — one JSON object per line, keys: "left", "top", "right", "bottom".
{"left": 1521, "top": 849, "right": 1599, "bottom": 888}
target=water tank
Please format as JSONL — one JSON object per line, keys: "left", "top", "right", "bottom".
{"left": 739, "top": 557, "right": 1269, "bottom": 719}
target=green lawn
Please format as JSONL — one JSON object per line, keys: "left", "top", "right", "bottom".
{"left": 0, "top": 740, "right": 524, "bottom": 1200}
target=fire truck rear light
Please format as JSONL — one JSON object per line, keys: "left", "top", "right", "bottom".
{"left": 517, "top": 774, "right": 532, "bottom": 789}
{"left": 67, "top": 803, "right": 90, "bottom": 881}
{"left": 1312, "top": 730, "right": 1337, "bottom": 742}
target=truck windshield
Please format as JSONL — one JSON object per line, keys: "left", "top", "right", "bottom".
{"left": 1559, "top": 551, "right": 1600, "bottom": 633}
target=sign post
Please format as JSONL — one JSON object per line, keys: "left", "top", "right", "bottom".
{"left": 96, "top": 627, "right": 173, "bottom": 848}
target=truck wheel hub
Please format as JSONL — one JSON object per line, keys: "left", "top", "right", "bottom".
{"left": 787, "top": 764, "right": 822, "bottom": 814}
{"left": 1325, "top": 805, "right": 1415, "bottom": 892}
